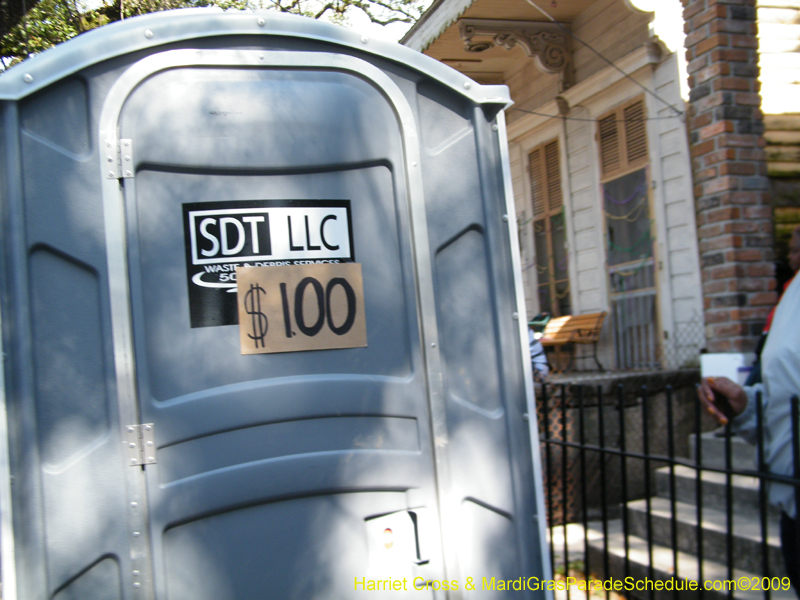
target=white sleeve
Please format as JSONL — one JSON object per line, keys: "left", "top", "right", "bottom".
{"left": 529, "top": 331, "right": 549, "bottom": 376}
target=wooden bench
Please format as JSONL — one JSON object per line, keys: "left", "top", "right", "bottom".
{"left": 539, "top": 311, "right": 607, "bottom": 372}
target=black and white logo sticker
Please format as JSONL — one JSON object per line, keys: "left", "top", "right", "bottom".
{"left": 183, "top": 200, "right": 354, "bottom": 328}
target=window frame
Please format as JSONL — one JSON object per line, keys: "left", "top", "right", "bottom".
{"left": 596, "top": 95, "right": 664, "bottom": 369}
{"left": 528, "top": 137, "right": 571, "bottom": 318}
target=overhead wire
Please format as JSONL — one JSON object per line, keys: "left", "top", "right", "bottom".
{"left": 510, "top": 107, "right": 682, "bottom": 123}
{"left": 521, "top": 0, "right": 685, "bottom": 118}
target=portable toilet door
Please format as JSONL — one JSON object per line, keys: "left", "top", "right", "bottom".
{"left": 0, "top": 10, "right": 550, "bottom": 599}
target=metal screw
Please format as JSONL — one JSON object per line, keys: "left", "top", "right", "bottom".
{"left": 107, "top": 156, "right": 113, "bottom": 163}
{"left": 361, "top": 36, "right": 368, "bottom": 43}
{"left": 431, "top": 342, "right": 436, "bottom": 348}
{"left": 23, "top": 74, "right": 33, "bottom": 83}
{"left": 512, "top": 312, "right": 519, "bottom": 320}
{"left": 523, "top": 413, "right": 529, "bottom": 421}
{"left": 463, "top": 81, "right": 471, "bottom": 89}
{"left": 259, "top": 55, "right": 264, "bottom": 60}
{"left": 129, "top": 443, "right": 136, "bottom": 449}
{"left": 127, "top": 427, "right": 134, "bottom": 433}
{"left": 125, "top": 170, "right": 133, "bottom": 177}
{"left": 133, "top": 570, "right": 140, "bottom": 576}
{"left": 130, "top": 458, "right": 137, "bottom": 465}
{"left": 147, "top": 457, "right": 155, "bottom": 463}
{"left": 146, "top": 440, "right": 153, "bottom": 446}
{"left": 411, "top": 161, "right": 417, "bottom": 167}
{"left": 492, "top": 124, "right": 499, "bottom": 131}
{"left": 145, "top": 425, "right": 152, "bottom": 431}
{"left": 133, "top": 531, "right": 140, "bottom": 537}
{"left": 144, "top": 29, "right": 154, "bottom": 39}
{"left": 502, "top": 214, "right": 509, "bottom": 222}
{"left": 108, "top": 172, "right": 115, "bottom": 178}
{"left": 257, "top": 17, "right": 265, "bottom": 26}
{"left": 131, "top": 502, "right": 138, "bottom": 508}
{"left": 133, "top": 582, "right": 141, "bottom": 589}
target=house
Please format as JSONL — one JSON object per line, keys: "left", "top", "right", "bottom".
{"left": 403, "top": 0, "right": 799, "bottom": 371}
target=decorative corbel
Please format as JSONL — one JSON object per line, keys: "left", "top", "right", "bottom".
{"left": 459, "top": 19, "right": 573, "bottom": 91}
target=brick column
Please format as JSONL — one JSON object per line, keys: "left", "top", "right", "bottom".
{"left": 683, "top": 0, "right": 776, "bottom": 353}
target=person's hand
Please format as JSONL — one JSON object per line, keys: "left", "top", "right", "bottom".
{"left": 697, "top": 376, "right": 748, "bottom": 425}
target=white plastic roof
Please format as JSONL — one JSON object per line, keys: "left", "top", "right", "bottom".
{"left": 0, "top": 8, "right": 510, "bottom": 106}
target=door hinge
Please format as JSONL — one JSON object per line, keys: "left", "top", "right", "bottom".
{"left": 105, "top": 138, "right": 134, "bottom": 179}
{"left": 124, "top": 423, "right": 156, "bottom": 466}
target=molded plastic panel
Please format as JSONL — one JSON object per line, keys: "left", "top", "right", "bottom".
{"left": 0, "top": 15, "right": 546, "bottom": 600}
{"left": 120, "top": 63, "right": 443, "bottom": 598}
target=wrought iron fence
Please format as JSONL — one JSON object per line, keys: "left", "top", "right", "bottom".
{"left": 538, "top": 382, "right": 800, "bottom": 599}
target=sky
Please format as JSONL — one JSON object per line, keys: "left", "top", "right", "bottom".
{"left": 336, "top": 8, "right": 418, "bottom": 43}
{"left": 75, "top": 0, "right": 424, "bottom": 44}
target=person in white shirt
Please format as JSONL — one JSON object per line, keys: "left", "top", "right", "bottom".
{"left": 698, "top": 231, "right": 800, "bottom": 592}
{"left": 529, "top": 326, "right": 550, "bottom": 382}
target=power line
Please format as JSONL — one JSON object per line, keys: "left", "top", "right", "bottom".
{"left": 510, "top": 107, "right": 682, "bottom": 123}
{"left": 522, "top": 0, "right": 685, "bottom": 117}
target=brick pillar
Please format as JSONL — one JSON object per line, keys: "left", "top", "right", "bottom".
{"left": 683, "top": 0, "right": 776, "bottom": 353}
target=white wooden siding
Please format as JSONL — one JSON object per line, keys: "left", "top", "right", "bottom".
{"left": 570, "top": 0, "right": 652, "bottom": 82}
{"left": 648, "top": 54, "right": 705, "bottom": 353}
{"left": 571, "top": 188, "right": 595, "bottom": 212}
{"left": 507, "top": 0, "right": 651, "bottom": 125}
{"left": 505, "top": 67, "right": 560, "bottom": 126}
{"left": 572, "top": 206, "right": 596, "bottom": 231}
{"left": 564, "top": 107, "right": 605, "bottom": 313}
{"left": 665, "top": 203, "right": 690, "bottom": 227}
{"left": 508, "top": 142, "right": 538, "bottom": 316}
{"left": 669, "top": 249, "right": 698, "bottom": 275}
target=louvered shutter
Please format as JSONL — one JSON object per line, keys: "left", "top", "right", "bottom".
{"left": 529, "top": 146, "right": 546, "bottom": 217}
{"left": 598, "top": 97, "right": 648, "bottom": 178}
{"left": 598, "top": 114, "right": 620, "bottom": 176}
{"left": 528, "top": 138, "right": 570, "bottom": 317}
{"left": 544, "top": 140, "right": 562, "bottom": 212}
{"left": 624, "top": 101, "right": 648, "bottom": 165}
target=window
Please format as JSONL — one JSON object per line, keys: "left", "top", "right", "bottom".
{"left": 598, "top": 98, "right": 648, "bottom": 179}
{"left": 529, "top": 139, "right": 570, "bottom": 317}
{"left": 598, "top": 97, "right": 658, "bottom": 369}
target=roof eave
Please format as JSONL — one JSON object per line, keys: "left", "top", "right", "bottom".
{"left": 0, "top": 8, "right": 510, "bottom": 108}
{"left": 400, "top": 0, "right": 479, "bottom": 52}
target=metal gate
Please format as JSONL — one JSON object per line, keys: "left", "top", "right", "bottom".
{"left": 604, "top": 167, "right": 659, "bottom": 370}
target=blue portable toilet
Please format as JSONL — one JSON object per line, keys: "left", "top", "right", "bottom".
{"left": 0, "top": 10, "right": 550, "bottom": 599}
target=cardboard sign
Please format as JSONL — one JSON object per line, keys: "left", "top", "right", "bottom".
{"left": 237, "top": 263, "right": 367, "bottom": 355}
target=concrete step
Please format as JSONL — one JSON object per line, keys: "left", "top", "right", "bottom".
{"left": 690, "top": 431, "right": 757, "bottom": 471}
{"left": 655, "top": 465, "right": 781, "bottom": 521}
{"left": 625, "top": 497, "right": 785, "bottom": 578}
{"left": 586, "top": 520, "right": 794, "bottom": 600}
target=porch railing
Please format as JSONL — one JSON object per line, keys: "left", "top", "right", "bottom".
{"left": 538, "top": 382, "right": 800, "bottom": 599}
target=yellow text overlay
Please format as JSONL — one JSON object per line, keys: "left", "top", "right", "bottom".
{"left": 354, "top": 576, "right": 792, "bottom": 593}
